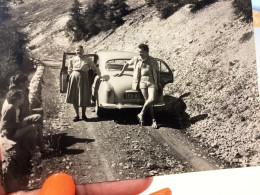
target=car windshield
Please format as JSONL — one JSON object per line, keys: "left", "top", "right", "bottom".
{"left": 106, "top": 59, "right": 134, "bottom": 71}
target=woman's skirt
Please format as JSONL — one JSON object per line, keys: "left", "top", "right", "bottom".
{"left": 66, "top": 71, "right": 91, "bottom": 107}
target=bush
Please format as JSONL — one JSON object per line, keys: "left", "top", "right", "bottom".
{"left": 108, "top": 0, "right": 129, "bottom": 22}
{"left": 154, "top": 0, "right": 181, "bottom": 19}
{"left": 66, "top": 0, "right": 130, "bottom": 42}
{"left": 0, "top": 23, "right": 27, "bottom": 89}
{"left": 42, "top": 66, "right": 60, "bottom": 118}
{"left": 145, "top": 0, "right": 232, "bottom": 19}
{"left": 233, "top": 0, "right": 252, "bottom": 21}
{"left": 185, "top": 0, "right": 218, "bottom": 13}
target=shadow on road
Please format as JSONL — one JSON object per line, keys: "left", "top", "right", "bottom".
{"left": 99, "top": 93, "right": 208, "bottom": 129}
{"left": 83, "top": 117, "right": 111, "bottom": 122}
{"left": 44, "top": 133, "right": 95, "bottom": 156}
{"left": 157, "top": 94, "right": 208, "bottom": 129}
{"left": 100, "top": 109, "right": 142, "bottom": 125}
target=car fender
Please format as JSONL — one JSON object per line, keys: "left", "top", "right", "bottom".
{"left": 92, "top": 76, "right": 100, "bottom": 99}
{"left": 93, "top": 77, "right": 114, "bottom": 106}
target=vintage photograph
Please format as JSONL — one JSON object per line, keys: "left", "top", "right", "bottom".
{"left": 0, "top": 0, "right": 260, "bottom": 193}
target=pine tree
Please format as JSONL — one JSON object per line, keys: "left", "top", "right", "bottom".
{"left": 0, "top": 0, "right": 26, "bottom": 90}
{"left": 67, "top": 0, "right": 86, "bottom": 41}
{"left": 109, "top": 0, "right": 129, "bottom": 17}
{"left": 66, "top": 0, "right": 130, "bottom": 41}
{"left": 107, "top": 0, "right": 129, "bottom": 26}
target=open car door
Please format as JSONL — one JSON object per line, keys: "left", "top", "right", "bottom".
{"left": 156, "top": 58, "right": 174, "bottom": 87}
{"left": 60, "top": 52, "right": 98, "bottom": 93}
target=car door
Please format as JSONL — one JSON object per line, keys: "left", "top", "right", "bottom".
{"left": 60, "top": 52, "right": 98, "bottom": 93}
{"left": 156, "top": 58, "right": 174, "bottom": 87}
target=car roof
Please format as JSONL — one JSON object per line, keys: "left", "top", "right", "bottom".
{"left": 96, "top": 51, "right": 137, "bottom": 62}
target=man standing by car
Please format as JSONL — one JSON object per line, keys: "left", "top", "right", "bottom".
{"left": 116, "top": 43, "right": 160, "bottom": 129}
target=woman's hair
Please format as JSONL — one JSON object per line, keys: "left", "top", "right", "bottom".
{"left": 9, "top": 73, "right": 28, "bottom": 88}
{"left": 6, "top": 90, "right": 23, "bottom": 104}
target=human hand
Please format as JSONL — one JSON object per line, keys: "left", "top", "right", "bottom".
{"left": 75, "top": 177, "right": 153, "bottom": 195}
{"left": 0, "top": 177, "right": 153, "bottom": 195}
{"left": 114, "top": 72, "right": 123, "bottom": 77}
{"left": 0, "top": 145, "right": 153, "bottom": 195}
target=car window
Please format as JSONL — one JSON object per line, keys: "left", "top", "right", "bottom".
{"left": 95, "top": 58, "right": 99, "bottom": 67}
{"left": 157, "top": 60, "right": 170, "bottom": 73}
{"left": 106, "top": 59, "right": 133, "bottom": 71}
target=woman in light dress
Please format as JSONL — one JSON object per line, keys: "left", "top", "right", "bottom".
{"left": 66, "top": 45, "right": 101, "bottom": 122}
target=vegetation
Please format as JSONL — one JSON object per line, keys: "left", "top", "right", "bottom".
{"left": 66, "top": 0, "right": 129, "bottom": 42}
{"left": 41, "top": 67, "right": 60, "bottom": 118}
{"left": 0, "top": 0, "right": 27, "bottom": 93}
{"left": 67, "top": 0, "right": 252, "bottom": 40}
{"left": 145, "top": 0, "right": 252, "bottom": 20}
{"left": 144, "top": 0, "right": 218, "bottom": 19}
{"left": 233, "top": 0, "right": 252, "bottom": 21}
{"left": 145, "top": 0, "right": 181, "bottom": 19}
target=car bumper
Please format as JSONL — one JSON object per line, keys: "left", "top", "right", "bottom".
{"left": 99, "top": 103, "right": 165, "bottom": 109}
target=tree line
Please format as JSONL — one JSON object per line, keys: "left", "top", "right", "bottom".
{"left": 0, "top": 0, "right": 27, "bottom": 92}
{"left": 66, "top": 0, "right": 129, "bottom": 42}
{"left": 67, "top": 0, "right": 252, "bottom": 42}
{"left": 145, "top": 0, "right": 252, "bottom": 20}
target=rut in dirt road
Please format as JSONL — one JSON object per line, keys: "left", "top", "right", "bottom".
{"left": 148, "top": 128, "right": 219, "bottom": 172}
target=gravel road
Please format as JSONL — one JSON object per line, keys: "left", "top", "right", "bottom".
{"left": 27, "top": 59, "right": 221, "bottom": 190}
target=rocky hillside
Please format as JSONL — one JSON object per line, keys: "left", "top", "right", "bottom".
{"left": 10, "top": 0, "right": 260, "bottom": 167}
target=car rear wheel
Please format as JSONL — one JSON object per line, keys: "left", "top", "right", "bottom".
{"left": 95, "top": 99, "right": 105, "bottom": 117}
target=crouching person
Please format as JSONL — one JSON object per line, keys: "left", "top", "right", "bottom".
{"left": 0, "top": 90, "right": 46, "bottom": 152}
{"left": 9, "top": 73, "right": 44, "bottom": 124}
{"left": 0, "top": 90, "right": 46, "bottom": 191}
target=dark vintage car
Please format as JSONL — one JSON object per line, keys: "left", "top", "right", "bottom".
{"left": 60, "top": 51, "right": 174, "bottom": 117}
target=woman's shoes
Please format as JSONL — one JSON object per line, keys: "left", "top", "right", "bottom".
{"left": 137, "top": 114, "right": 144, "bottom": 126}
{"left": 72, "top": 115, "right": 88, "bottom": 122}
{"left": 73, "top": 116, "right": 80, "bottom": 122}
{"left": 82, "top": 115, "right": 88, "bottom": 121}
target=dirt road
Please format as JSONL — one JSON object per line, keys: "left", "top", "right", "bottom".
{"left": 28, "top": 59, "right": 220, "bottom": 190}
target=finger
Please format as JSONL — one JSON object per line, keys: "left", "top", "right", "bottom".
{"left": 40, "top": 173, "right": 75, "bottom": 195}
{"left": 5, "top": 178, "right": 152, "bottom": 195}
{"left": 75, "top": 177, "right": 153, "bottom": 195}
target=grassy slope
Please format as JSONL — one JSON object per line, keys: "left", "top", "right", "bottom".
{"left": 11, "top": 0, "right": 260, "bottom": 167}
